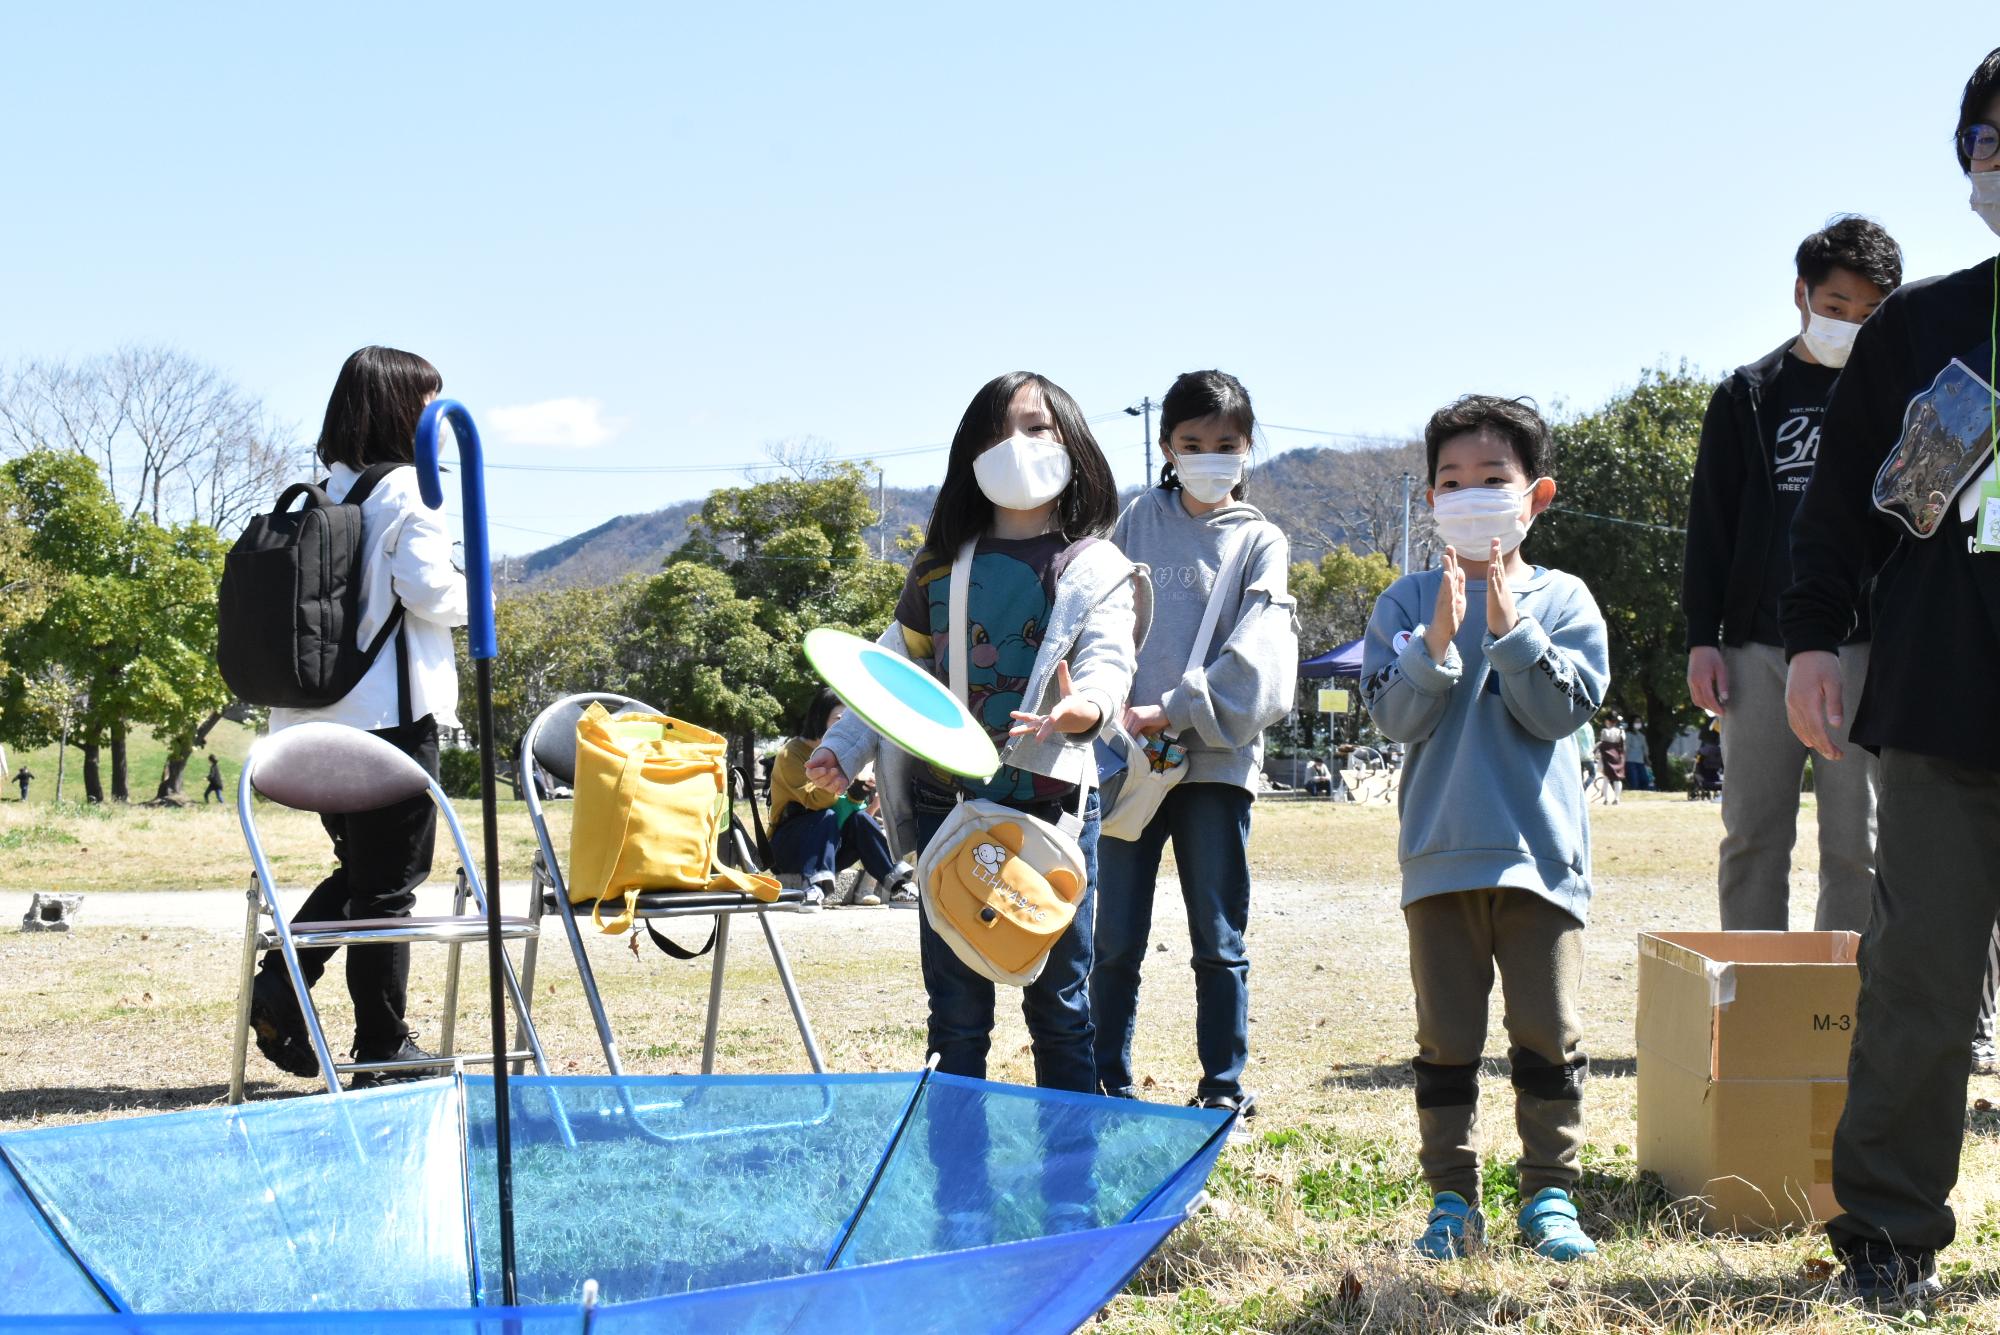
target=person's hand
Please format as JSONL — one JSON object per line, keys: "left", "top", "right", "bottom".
{"left": 1009, "top": 661, "right": 1104, "bottom": 740}
{"left": 1486, "top": 538, "right": 1518, "bottom": 637}
{"left": 1423, "top": 547, "right": 1465, "bottom": 662}
{"left": 1687, "top": 646, "right": 1729, "bottom": 715}
{"left": 1123, "top": 704, "right": 1170, "bottom": 737}
{"left": 803, "top": 747, "right": 849, "bottom": 793}
{"left": 1786, "top": 650, "right": 1846, "bottom": 761}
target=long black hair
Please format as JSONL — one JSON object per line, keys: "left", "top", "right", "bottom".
{"left": 797, "top": 686, "right": 844, "bottom": 742}
{"left": 1157, "top": 369, "right": 1256, "bottom": 500}
{"left": 921, "top": 371, "right": 1117, "bottom": 558}
{"left": 316, "top": 345, "right": 443, "bottom": 470}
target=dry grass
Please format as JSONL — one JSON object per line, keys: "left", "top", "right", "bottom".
{"left": 3, "top": 792, "right": 1998, "bottom": 1330}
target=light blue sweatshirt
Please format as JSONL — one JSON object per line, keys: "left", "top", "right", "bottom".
{"left": 1359, "top": 564, "right": 1609, "bottom": 925}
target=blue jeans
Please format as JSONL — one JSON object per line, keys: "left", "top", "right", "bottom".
{"left": 911, "top": 785, "right": 1101, "bottom": 1093}
{"left": 767, "top": 806, "right": 897, "bottom": 883}
{"left": 1092, "top": 782, "right": 1254, "bottom": 1101}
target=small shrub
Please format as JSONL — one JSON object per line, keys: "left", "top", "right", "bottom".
{"left": 438, "top": 748, "right": 483, "bottom": 799}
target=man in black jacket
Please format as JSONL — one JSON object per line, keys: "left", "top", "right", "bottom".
{"left": 1683, "top": 216, "right": 1902, "bottom": 932}
{"left": 1784, "top": 45, "right": 2000, "bottom": 1305}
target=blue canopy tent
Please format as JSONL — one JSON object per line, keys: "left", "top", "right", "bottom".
{"left": 0, "top": 1072, "right": 1229, "bottom": 1332}
{"left": 1298, "top": 638, "right": 1365, "bottom": 680}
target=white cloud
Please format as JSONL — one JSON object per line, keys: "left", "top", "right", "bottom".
{"left": 486, "top": 397, "right": 626, "bottom": 449}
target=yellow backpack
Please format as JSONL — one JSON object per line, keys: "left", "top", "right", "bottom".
{"left": 567, "top": 703, "right": 779, "bottom": 934}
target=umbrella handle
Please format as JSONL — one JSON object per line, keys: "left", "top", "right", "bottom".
{"left": 413, "top": 399, "right": 497, "bottom": 661}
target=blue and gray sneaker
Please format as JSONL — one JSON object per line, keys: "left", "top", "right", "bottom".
{"left": 1414, "top": 1191, "right": 1484, "bottom": 1260}
{"left": 1517, "top": 1187, "right": 1598, "bottom": 1261}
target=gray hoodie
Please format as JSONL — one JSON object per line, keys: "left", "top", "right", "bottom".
{"left": 822, "top": 537, "right": 1153, "bottom": 862}
{"left": 1114, "top": 488, "right": 1300, "bottom": 790}
{"left": 1360, "top": 565, "right": 1609, "bottom": 924}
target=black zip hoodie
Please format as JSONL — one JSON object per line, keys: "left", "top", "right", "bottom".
{"left": 1782, "top": 257, "right": 2000, "bottom": 766}
{"left": 1682, "top": 340, "right": 1868, "bottom": 649}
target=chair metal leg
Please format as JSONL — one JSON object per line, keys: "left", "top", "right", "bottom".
{"left": 440, "top": 866, "right": 467, "bottom": 1058}
{"left": 701, "top": 914, "right": 732, "bottom": 1075}
{"left": 759, "top": 910, "right": 825, "bottom": 1074}
{"left": 514, "top": 857, "right": 547, "bottom": 1075}
{"left": 227, "top": 877, "right": 262, "bottom": 1105}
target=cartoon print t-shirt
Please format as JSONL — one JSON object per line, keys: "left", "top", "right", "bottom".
{"left": 893, "top": 532, "right": 1077, "bottom": 804}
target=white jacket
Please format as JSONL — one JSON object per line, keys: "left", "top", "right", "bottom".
{"left": 268, "top": 462, "right": 469, "bottom": 734}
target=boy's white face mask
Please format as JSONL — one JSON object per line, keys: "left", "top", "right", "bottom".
{"left": 974, "top": 434, "right": 1071, "bottom": 511}
{"left": 1431, "top": 487, "right": 1535, "bottom": 555}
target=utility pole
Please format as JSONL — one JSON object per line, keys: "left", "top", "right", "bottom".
{"left": 1125, "top": 397, "right": 1156, "bottom": 483}
{"left": 1400, "top": 473, "right": 1414, "bottom": 572}
{"left": 877, "top": 467, "right": 887, "bottom": 559}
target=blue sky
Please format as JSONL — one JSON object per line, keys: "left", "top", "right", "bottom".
{"left": 4, "top": 3, "right": 1997, "bottom": 555}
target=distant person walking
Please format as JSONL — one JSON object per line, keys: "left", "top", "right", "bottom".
{"left": 203, "top": 755, "right": 225, "bottom": 804}
{"left": 13, "top": 767, "right": 32, "bottom": 802}
{"left": 1595, "top": 715, "right": 1626, "bottom": 805}
{"left": 1683, "top": 216, "right": 1903, "bottom": 930}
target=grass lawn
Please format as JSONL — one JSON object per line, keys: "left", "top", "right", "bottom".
{"left": 3, "top": 793, "right": 1997, "bottom": 1331}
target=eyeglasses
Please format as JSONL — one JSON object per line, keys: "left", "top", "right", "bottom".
{"left": 1959, "top": 122, "right": 2000, "bottom": 163}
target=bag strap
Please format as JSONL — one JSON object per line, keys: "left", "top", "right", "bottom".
{"left": 341, "top": 461, "right": 405, "bottom": 510}
{"left": 1184, "top": 523, "right": 1264, "bottom": 677}
{"left": 645, "top": 918, "right": 718, "bottom": 960}
{"left": 948, "top": 538, "right": 978, "bottom": 706}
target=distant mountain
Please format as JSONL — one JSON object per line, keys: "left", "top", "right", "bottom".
{"left": 507, "top": 442, "right": 1424, "bottom": 587}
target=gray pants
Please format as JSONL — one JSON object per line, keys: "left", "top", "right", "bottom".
{"left": 1830, "top": 749, "right": 2000, "bottom": 1257}
{"left": 1718, "top": 641, "right": 1877, "bottom": 931}
{"left": 1406, "top": 889, "right": 1586, "bottom": 1203}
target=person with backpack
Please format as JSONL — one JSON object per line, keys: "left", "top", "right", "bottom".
{"left": 1088, "top": 370, "right": 1298, "bottom": 1122}
{"left": 240, "top": 345, "right": 467, "bottom": 1089}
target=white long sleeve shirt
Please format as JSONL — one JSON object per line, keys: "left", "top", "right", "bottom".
{"left": 268, "top": 462, "right": 469, "bottom": 734}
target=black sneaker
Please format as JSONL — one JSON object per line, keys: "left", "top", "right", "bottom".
{"left": 346, "top": 1037, "right": 443, "bottom": 1090}
{"left": 248, "top": 975, "right": 320, "bottom": 1079}
{"left": 1837, "top": 1245, "right": 1942, "bottom": 1306}
{"left": 1191, "top": 1090, "right": 1259, "bottom": 1120}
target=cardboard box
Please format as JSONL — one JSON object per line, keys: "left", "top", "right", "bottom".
{"left": 1635, "top": 931, "right": 1860, "bottom": 1233}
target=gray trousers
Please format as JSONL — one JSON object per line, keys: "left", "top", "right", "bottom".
{"left": 1406, "top": 889, "right": 1586, "bottom": 1202}
{"left": 1830, "top": 749, "right": 2000, "bottom": 1257}
{"left": 1718, "top": 641, "right": 1877, "bottom": 931}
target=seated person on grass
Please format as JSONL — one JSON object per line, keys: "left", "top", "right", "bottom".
{"left": 1361, "top": 394, "right": 1610, "bottom": 1264}
{"left": 767, "top": 687, "right": 914, "bottom": 908}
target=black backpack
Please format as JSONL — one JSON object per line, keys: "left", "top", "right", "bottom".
{"left": 217, "top": 463, "right": 410, "bottom": 713}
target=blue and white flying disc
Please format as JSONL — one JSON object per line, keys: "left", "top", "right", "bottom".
{"left": 803, "top": 628, "right": 1001, "bottom": 780}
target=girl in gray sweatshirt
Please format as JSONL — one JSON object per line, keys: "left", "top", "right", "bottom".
{"left": 1091, "top": 370, "right": 1300, "bottom": 1119}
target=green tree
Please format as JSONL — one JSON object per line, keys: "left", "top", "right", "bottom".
{"left": 631, "top": 461, "right": 906, "bottom": 740}
{"left": 0, "top": 450, "right": 230, "bottom": 801}
{"left": 1527, "top": 365, "right": 1713, "bottom": 786}
{"left": 0, "top": 471, "right": 53, "bottom": 683}
{"left": 1285, "top": 545, "right": 1398, "bottom": 752}
{"left": 453, "top": 577, "right": 646, "bottom": 786}
{"left": 1291, "top": 545, "right": 1399, "bottom": 656}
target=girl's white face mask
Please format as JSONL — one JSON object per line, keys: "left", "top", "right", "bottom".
{"left": 1970, "top": 169, "right": 2000, "bottom": 238}
{"left": 1800, "top": 308, "right": 1863, "bottom": 368}
{"left": 1431, "top": 486, "right": 1535, "bottom": 555}
{"left": 974, "top": 434, "right": 1072, "bottom": 511}
{"left": 1172, "top": 450, "right": 1246, "bottom": 503}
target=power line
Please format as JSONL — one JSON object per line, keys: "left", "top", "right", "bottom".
{"left": 1546, "top": 505, "right": 1685, "bottom": 535}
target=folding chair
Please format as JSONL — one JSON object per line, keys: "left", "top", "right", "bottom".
{"left": 227, "top": 722, "right": 553, "bottom": 1100}
{"left": 518, "top": 693, "right": 825, "bottom": 1077}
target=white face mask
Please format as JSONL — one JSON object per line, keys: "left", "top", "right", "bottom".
{"left": 1800, "top": 307, "right": 1862, "bottom": 368}
{"left": 1172, "top": 450, "right": 1246, "bottom": 504}
{"left": 974, "top": 433, "right": 1072, "bottom": 511}
{"left": 1971, "top": 170, "right": 2000, "bottom": 238}
{"left": 1431, "top": 487, "right": 1534, "bottom": 555}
